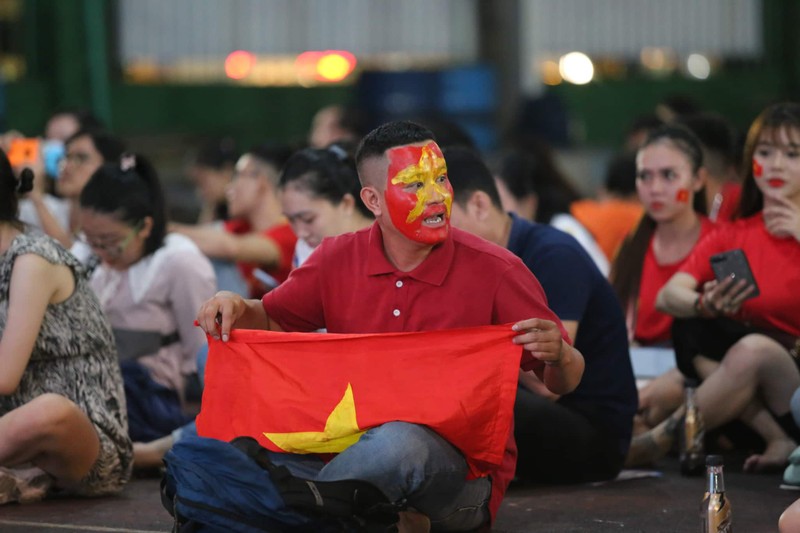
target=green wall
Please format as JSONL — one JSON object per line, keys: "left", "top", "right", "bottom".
{"left": 3, "top": 0, "right": 352, "bottom": 147}
{"left": 549, "top": 67, "right": 787, "bottom": 147}
{"left": 4, "top": 0, "right": 799, "bottom": 149}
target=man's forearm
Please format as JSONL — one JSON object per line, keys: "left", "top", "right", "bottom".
{"left": 542, "top": 342, "right": 584, "bottom": 395}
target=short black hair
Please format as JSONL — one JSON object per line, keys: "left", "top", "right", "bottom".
{"left": 193, "top": 137, "right": 240, "bottom": 169}
{"left": 245, "top": 143, "right": 295, "bottom": 185}
{"left": 355, "top": 121, "right": 436, "bottom": 167}
{"left": 442, "top": 146, "right": 502, "bottom": 209}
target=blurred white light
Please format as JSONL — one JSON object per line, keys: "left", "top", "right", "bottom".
{"left": 559, "top": 52, "right": 594, "bottom": 85}
{"left": 686, "top": 54, "right": 711, "bottom": 80}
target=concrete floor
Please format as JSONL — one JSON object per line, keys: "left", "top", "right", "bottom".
{"left": 0, "top": 456, "right": 795, "bottom": 532}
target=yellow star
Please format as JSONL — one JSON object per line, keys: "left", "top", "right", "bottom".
{"left": 390, "top": 145, "right": 451, "bottom": 223}
{"left": 264, "top": 383, "right": 365, "bottom": 454}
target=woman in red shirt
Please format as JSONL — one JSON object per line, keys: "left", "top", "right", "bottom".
{"left": 629, "top": 102, "right": 800, "bottom": 472}
{"left": 610, "top": 125, "right": 713, "bottom": 434}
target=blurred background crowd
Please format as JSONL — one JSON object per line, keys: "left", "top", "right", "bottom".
{"left": 1, "top": 0, "right": 797, "bottom": 215}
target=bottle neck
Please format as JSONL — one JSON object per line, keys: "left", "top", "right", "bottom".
{"left": 685, "top": 386, "right": 698, "bottom": 408}
{"left": 706, "top": 465, "right": 725, "bottom": 494}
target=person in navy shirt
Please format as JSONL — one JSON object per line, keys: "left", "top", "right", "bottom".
{"left": 446, "top": 146, "right": 638, "bottom": 483}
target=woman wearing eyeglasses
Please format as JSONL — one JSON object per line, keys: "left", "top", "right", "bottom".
{"left": 0, "top": 149, "right": 131, "bottom": 504}
{"left": 26, "top": 129, "right": 125, "bottom": 260}
{"left": 78, "top": 154, "right": 216, "bottom": 453}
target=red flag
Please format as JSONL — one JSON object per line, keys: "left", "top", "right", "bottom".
{"left": 196, "top": 325, "right": 522, "bottom": 476}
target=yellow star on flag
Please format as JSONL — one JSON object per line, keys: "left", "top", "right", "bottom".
{"left": 264, "top": 383, "right": 365, "bottom": 454}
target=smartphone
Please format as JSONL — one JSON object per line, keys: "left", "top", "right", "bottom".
{"left": 710, "top": 248, "right": 759, "bottom": 299}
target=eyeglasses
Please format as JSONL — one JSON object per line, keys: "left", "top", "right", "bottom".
{"left": 79, "top": 221, "right": 144, "bottom": 259}
{"left": 59, "top": 152, "right": 92, "bottom": 168}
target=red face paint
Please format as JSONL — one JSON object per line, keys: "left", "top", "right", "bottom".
{"left": 384, "top": 142, "right": 453, "bottom": 244}
{"left": 675, "top": 189, "right": 690, "bottom": 203}
{"left": 753, "top": 159, "right": 764, "bottom": 178}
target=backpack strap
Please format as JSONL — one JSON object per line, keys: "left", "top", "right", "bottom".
{"left": 230, "top": 437, "right": 404, "bottom": 530}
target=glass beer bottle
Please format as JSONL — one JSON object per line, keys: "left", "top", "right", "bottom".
{"left": 681, "top": 378, "right": 705, "bottom": 476}
{"left": 701, "top": 455, "right": 732, "bottom": 533}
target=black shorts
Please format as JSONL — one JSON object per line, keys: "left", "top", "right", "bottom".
{"left": 671, "top": 317, "right": 800, "bottom": 442}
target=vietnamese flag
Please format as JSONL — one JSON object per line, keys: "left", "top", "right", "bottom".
{"left": 196, "top": 324, "right": 522, "bottom": 476}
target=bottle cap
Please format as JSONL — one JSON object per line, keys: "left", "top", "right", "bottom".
{"left": 706, "top": 455, "right": 723, "bottom": 466}
{"left": 684, "top": 378, "right": 700, "bottom": 388}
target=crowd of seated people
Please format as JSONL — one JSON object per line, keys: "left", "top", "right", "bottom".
{"left": 1, "top": 98, "right": 799, "bottom": 532}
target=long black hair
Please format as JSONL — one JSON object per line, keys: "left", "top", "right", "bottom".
{"left": 0, "top": 149, "right": 34, "bottom": 228}
{"left": 610, "top": 125, "right": 707, "bottom": 312}
{"left": 80, "top": 153, "right": 166, "bottom": 256}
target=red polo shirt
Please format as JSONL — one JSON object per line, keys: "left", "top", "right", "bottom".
{"left": 262, "top": 222, "right": 570, "bottom": 521}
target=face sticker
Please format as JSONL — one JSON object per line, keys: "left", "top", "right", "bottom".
{"left": 753, "top": 159, "right": 764, "bottom": 178}
{"left": 675, "top": 189, "right": 690, "bottom": 203}
{"left": 384, "top": 142, "right": 453, "bottom": 244}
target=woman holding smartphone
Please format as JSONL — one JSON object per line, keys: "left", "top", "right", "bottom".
{"left": 628, "top": 102, "right": 800, "bottom": 472}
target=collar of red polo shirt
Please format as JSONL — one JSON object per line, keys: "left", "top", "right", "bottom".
{"left": 195, "top": 325, "right": 522, "bottom": 477}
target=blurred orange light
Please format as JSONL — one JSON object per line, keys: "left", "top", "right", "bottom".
{"left": 295, "top": 50, "right": 356, "bottom": 83}
{"left": 316, "top": 51, "right": 356, "bottom": 82}
{"left": 225, "top": 50, "right": 255, "bottom": 80}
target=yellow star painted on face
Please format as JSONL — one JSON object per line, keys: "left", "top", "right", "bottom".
{"left": 264, "top": 383, "right": 365, "bottom": 454}
{"left": 390, "top": 145, "right": 452, "bottom": 223}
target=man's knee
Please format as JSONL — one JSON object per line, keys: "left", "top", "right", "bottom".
{"left": 365, "top": 422, "right": 454, "bottom": 465}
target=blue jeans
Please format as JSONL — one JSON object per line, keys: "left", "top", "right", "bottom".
{"left": 268, "top": 422, "right": 490, "bottom": 532}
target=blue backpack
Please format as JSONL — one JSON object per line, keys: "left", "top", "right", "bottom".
{"left": 161, "top": 436, "right": 401, "bottom": 532}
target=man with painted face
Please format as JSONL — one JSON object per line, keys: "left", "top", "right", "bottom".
{"left": 197, "top": 121, "right": 585, "bottom": 532}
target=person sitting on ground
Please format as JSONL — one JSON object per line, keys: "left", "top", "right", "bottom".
{"left": 45, "top": 130, "right": 126, "bottom": 254}
{"left": 492, "top": 138, "right": 609, "bottom": 275}
{"left": 609, "top": 125, "right": 714, "bottom": 438}
{"left": 570, "top": 151, "right": 644, "bottom": 266}
{"left": 79, "top": 154, "right": 216, "bottom": 454}
{"left": 445, "top": 146, "right": 637, "bottom": 485}
{"left": 627, "top": 102, "right": 800, "bottom": 472}
{"left": 2, "top": 110, "right": 105, "bottom": 235}
{"left": 679, "top": 113, "right": 743, "bottom": 223}
{"left": 171, "top": 144, "right": 296, "bottom": 298}
{"left": 280, "top": 142, "right": 373, "bottom": 267}
{"left": 133, "top": 142, "right": 374, "bottom": 469}
{"left": 196, "top": 120, "right": 585, "bottom": 532}
{"left": 308, "top": 104, "right": 367, "bottom": 149}
{"left": 186, "top": 137, "right": 239, "bottom": 224}
{"left": 0, "top": 149, "right": 131, "bottom": 504}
